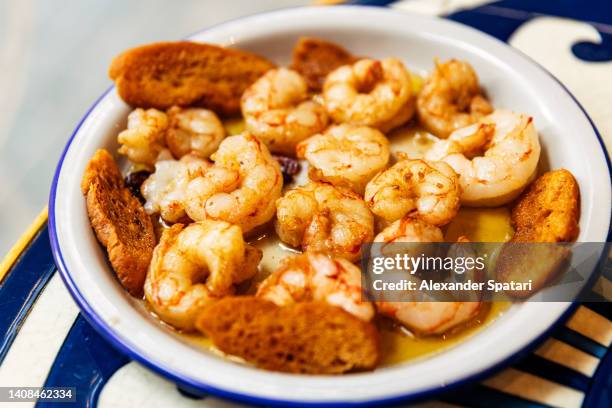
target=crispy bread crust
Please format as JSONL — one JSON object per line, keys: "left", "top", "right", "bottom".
{"left": 511, "top": 169, "right": 580, "bottom": 243}
{"left": 291, "top": 37, "right": 357, "bottom": 91}
{"left": 497, "top": 169, "right": 580, "bottom": 297}
{"left": 496, "top": 243, "right": 570, "bottom": 298}
{"left": 81, "top": 149, "right": 155, "bottom": 296}
{"left": 109, "top": 41, "right": 276, "bottom": 115}
{"left": 197, "top": 297, "right": 380, "bottom": 374}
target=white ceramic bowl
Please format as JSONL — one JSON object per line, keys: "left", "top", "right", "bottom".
{"left": 49, "top": 6, "right": 612, "bottom": 406}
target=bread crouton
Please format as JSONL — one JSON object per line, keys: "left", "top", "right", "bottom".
{"left": 81, "top": 149, "right": 155, "bottom": 297}
{"left": 291, "top": 37, "right": 357, "bottom": 91}
{"left": 495, "top": 243, "right": 570, "bottom": 298}
{"left": 109, "top": 41, "right": 276, "bottom": 116}
{"left": 511, "top": 169, "right": 580, "bottom": 243}
{"left": 196, "top": 297, "right": 379, "bottom": 374}
{"left": 496, "top": 169, "right": 580, "bottom": 298}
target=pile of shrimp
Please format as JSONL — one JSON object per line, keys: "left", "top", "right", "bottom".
{"left": 113, "top": 44, "right": 543, "bottom": 342}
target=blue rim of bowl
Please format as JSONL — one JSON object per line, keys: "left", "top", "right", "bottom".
{"left": 48, "top": 6, "right": 612, "bottom": 407}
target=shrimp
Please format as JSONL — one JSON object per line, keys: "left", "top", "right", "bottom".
{"left": 323, "top": 58, "right": 415, "bottom": 132}
{"left": 425, "top": 109, "right": 541, "bottom": 207}
{"left": 296, "top": 124, "right": 390, "bottom": 194}
{"left": 256, "top": 252, "right": 375, "bottom": 322}
{"left": 165, "top": 106, "right": 225, "bottom": 159}
{"left": 374, "top": 215, "right": 444, "bottom": 243}
{"left": 373, "top": 217, "right": 481, "bottom": 335}
{"left": 364, "top": 159, "right": 461, "bottom": 226}
{"left": 144, "top": 221, "right": 262, "bottom": 331}
{"left": 378, "top": 301, "right": 481, "bottom": 335}
{"left": 141, "top": 151, "right": 211, "bottom": 223}
{"left": 184, "top": 132, "right": 283, "bottom": 233}
{"left": 275, "top": 181, "right": 374, "bottom": 261}
{"left": 241, "top": 68, "right": 328, "bottom": 156}
{"left": 118, "top": 108, "right": 168, "bottom": 166}
{"left": 417, "top": 59, "right": 493, "bottom": 138}
{"left": 372, "top": 215, "right": 443, "bottom": 261}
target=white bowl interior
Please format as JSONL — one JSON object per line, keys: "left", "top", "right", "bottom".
{"left": 51, "top": 6, "right": 611, "bottom": 404}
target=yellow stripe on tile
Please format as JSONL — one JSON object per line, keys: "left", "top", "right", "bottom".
{"left": 534, "top": 338, "right": 600, "bottom": 376}
{"left": 482, "top": 368, "right": 584, "bottom": 408}
{"left": 0, "top": 207, "right": 48, "bottom": 283}
{"left": 592, "top": 275, "right": 611, "bottom": 300}
{"left": 566, "top": 306, "right": 612, "bottom": 347}
{"left": 312, "top": 0, "right": 345, "bottom": 4}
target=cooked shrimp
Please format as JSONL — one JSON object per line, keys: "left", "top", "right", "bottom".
{"left": 144, "top": 221, "right": 262, "bottom": 331}
{"left": 364, "top": 159, "right": 461, "bottom": 226}
{"left": 371, "top": 216, "right": 443, "bottom": 264}
{"left": 257, "top": 252, "right": 375, "bottom": 321}
{"left": 417, "top": 59, "right": 493, "bottom": 138}
{"left": 141, "top": 151, "right": 211, "bottom": 223}
{"left": 165, "top": 106, "right": 225, "bottom": 159}
{"left": 373, "top": 217, "right": 481, "bottom": 335}
{"left": 323, "top": 58, "right": 415, "bottom": 132}
{"left": 184, "top": 132, "right": 283, "bottom": 233}
{"left": 378, "top": 301, "right": 481, "bottom": 335}
{"left": 275, "top": 181, "right": 374, "bottom": 261}
{"left": 241, "top": 68, "right": 328, "bottom": 155}
{"left": 425, "top": 110, "right": 541, "bottom": 206}
{"left": 297, "top": 124, "right": 390, "bottom": 194}
{"left": 118, "top": 108, "right": 168, "bottom": 166}
{"left": 374, "top": 215, "right": 444, "bottom": 243}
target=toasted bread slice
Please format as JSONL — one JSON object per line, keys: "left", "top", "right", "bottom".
{"left": 109, "top": 41, "right": 276, "bottom": 116}
{"left": 81, "top": 149, "right": 155, "bottom": 297}
{"left": 496, "top": 243, "right": 570, "bottom": 298}
{"left": 291, "top": 37, "right": 357, "bottom": 91}
{"left": 511, "top": 169, "right": 580, "bottom": 243}
{"left": 197, "top": 297, "right": 379, "bottom": 374}
{"left": 497, "top": 169, "right": 580, "bottom": 297}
